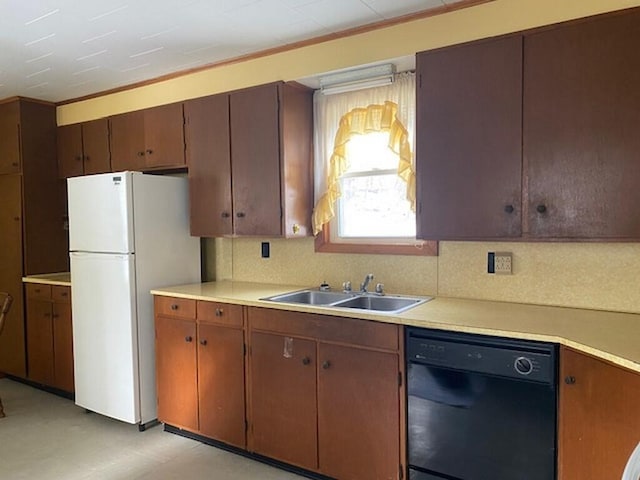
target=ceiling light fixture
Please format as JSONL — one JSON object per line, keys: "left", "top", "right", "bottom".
{"left": 319, "top": 63, "right": 395, "bottom": 95}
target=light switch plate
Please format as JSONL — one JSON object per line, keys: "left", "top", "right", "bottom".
{"left": 494, "top": 252, "right": 512, "bottom": 275}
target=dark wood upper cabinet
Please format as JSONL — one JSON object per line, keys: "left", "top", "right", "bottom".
{"left": 82, "top": 119, "right": 111, "bottom": 175}
{"left": 110, "top": 110, "right": 146, "bottom": 171}
{"left": 230, "top": 84, "right": 282, "bottom": 237}
{"left": 523, "top": 9, "right": 640, "bottom": 239}
{"left": 0, "top": 101, "right": 21, "bottom": 174}
{"left": 110, "top": 103, "right": 185, "bottom": 172}
{"left": 185, "top": 94, "right": 233, "bottom": 236}
{"left": 143, "top": 103, "right": 185, "bottom": 169}
{"left": 57, "top": 119, "right": 111, "bottom": 178}
{"left": 187, "top": 82, "right": 312, "bottom": 238}
{"left": 416, "top": 35, "right": 523, "bottom": 240}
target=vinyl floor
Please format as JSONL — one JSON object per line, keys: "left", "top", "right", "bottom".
{"left": 0, "top": 378, "right": 305, "bottom": 480}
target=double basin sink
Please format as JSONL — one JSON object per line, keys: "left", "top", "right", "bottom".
{"left": 262, "top": 289, "right": 431, "bottom": 314}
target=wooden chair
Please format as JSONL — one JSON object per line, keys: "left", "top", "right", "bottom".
{"left": 0, "top": 292, "right": 13, "bottom": 418}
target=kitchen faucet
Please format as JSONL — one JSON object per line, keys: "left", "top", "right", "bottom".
{"left": 360, "top": 273, "right": 374, "bottom": 292}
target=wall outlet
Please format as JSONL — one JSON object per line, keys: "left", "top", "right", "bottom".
{"left": 494, "top": 252, "right": 512, "bottom": 275}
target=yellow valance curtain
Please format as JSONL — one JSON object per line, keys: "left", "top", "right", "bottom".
{"left": 312, "top": 100, "right": 416, "bottom": 235}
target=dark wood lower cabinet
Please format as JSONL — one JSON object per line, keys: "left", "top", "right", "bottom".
{"left": 249, "top": 332, "right": 318, "bottom": 470}
{"left": 155, "top": 314, "right": 199, "bottom": 431}
{"left": 197, "top": 323, "right": 246, "bottom": 449}
{"left": 25, "top": 284, "right": 74, "bottom": 392}
{"left": 318, "top": 343, "right": 400, "bottom": 480}
{"left": 559, "top": 346, "right": 640, "bottom": 479}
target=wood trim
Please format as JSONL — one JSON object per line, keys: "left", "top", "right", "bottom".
{"left": 56, "top": 0, "right": 491, "bottom": 106}
{"left": 314, "top": 224, "right": 438, "bottom": 256}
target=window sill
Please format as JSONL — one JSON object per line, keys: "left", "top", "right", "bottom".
{"left": 314, "top": 228, "right": 438, "bottom": 256}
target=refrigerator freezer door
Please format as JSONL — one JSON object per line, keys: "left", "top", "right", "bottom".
{"left": 70, "top": 252, "right": 140, "bottom": 424}
{"left": 68, "top": 172, "right": 134, "bottom": 254}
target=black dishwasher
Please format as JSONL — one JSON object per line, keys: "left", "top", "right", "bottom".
{"left": 406, "top": 327, "right": 557, "bottom": 480}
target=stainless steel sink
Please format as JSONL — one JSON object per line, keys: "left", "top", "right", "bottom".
{"left": 332, "top": 295, "right": 425, "bottom": 313}
{"left": 264, "top": 290, "right": 355, "bottom": 306}
{"left": 261, "top": 289, "right": 431, "bottom": 314}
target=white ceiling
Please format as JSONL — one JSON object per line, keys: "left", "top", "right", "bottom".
{"left": 0, "top": 0, "right": 467, "bottom": 103}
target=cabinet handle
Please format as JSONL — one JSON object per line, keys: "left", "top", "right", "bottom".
{"left": 170, "top": 304, "right": 179, "bottom": 310}
{"left": 536, "top": 204, "right": 547, "bottom": 214}
{"left": 221, "top": 212, "right": 230, "bottom": 218}
{"left": 185, "top": 336, "right": 193, "bottom": 343}
{"left": 137, "top": 151, "right": 145, "bottom": 157}
{"left": 146, "top": 149, "right": 154, "bottom": 155}
{"left": 84, "top": 155, "right": 90, "bottom": 161}
{"left": 215, "top": 308, "right": 223, "bottom": 317}
{"left": 564, "top": 376, "right": 576, "bottom": 385}
{"left": 236, "top": 212, "right": 246, "bottom": 218}
{"left": 322, "top": 360, "right": 331, "bottom": 370}
{"left": 302, "top": 357, "right": 311, "bottom": 365}
{"left": 504, "top": 204, "right": 514, "bottom": 214}
{"left": 200, "top": 339, "right": 207, "bottom": 346}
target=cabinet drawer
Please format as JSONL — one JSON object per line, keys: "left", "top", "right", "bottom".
{"left": 26, "top": 283, "right": 52, "bottom": 300}
{"left": 197, "top": 301, "right": 243, "bottom": 327}
{"left": 154, "top": 296, "right": 196, "bottom": 319}
{"left": 52, "top": 286, "right": 71, "bottom": 303}
{"left": 248, "top": 307, "right": 399, "bottom": 351}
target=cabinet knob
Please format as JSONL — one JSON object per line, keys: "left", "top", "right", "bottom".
{"left": 170, "top": 304, "right": 179, "bottom": 310}
{"left": 221, "top": 212, "right": 230, "bottom": 218}
{"left": 536, "top": 204, "right": 547, "bottom": 214}
{"left": 14, "top": 216, "right": 20, "bottom": 221}
{"left": 302, "top": 357, "right": 311, "bottom": 366}
{"left": 12, "top": 162, "right": 18, "bottom": 167}
{"left": 146, "top": 149, "right": 153, "bottom": 155}
{"left": 61, "top": 292, "right": 68, "bottom": 297}
{"left": 236, "top": 212, "right": 245, "bottom": 218}
{"left": 504, "top": 204, "right": 514, "bottom": 214}
{"left": 200, "top": 339, "right": 207, "bottom": 346}
{"left": 75, "top": 156, "right": 82, "bottom": 162}
{"left": 44, "top": 312, "right": 51, "bottom": 318}
{"left": 322, "top": 360, "right": 331, "bottom": 370}
{"left": 137, "top": 151, "right": 145, "bottom": 157}
{"left": 215, "top": 308, "right": 223, "bottom": 317}
{"left": 564, "top": 376, "right": 576, "bottom": 385}
{"left": 52, "top": 314, "right": 59, "bottom": 319}
{"left": 84, "top": 155, "right": 90, "bottom": 161}
{"left": 185, "top": 336, "right": 193, "bottom": 343}
{"left": 35, "top": 289, "right": 41, "bottom": 293}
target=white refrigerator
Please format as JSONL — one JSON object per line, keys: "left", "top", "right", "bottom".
{"left": 68, "top": 171, "right": 200, "bottom": 427}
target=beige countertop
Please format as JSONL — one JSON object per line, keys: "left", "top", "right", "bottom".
{"left": 152, "top": 280, "right": 640, "bottom": 374}
{"left": 23, "top": 272, "right": 71, "bottom": 287}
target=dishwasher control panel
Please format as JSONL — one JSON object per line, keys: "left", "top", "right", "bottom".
{"left": 406, "top": 328, "right": 556, "bottom": 384}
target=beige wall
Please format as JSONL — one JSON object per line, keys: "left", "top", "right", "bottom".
{"left": 205, "top": 238, "right": 640, "bottom": 314}
{"left": 59, "top": 0, "right": 640, "bottom": 315}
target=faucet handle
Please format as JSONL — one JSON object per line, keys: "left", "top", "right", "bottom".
{"left": 342, "top": 281, "right": 352, "bottom": 292}
{"left": 375, "top": 283, "right": 385, "bottom": 295}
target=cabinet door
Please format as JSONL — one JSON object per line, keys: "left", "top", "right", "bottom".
{"left": 52, "top": 297, "right": 74, "bottom": 392}
{"left": 230, "top": 84, "right": 282, "bottom": 236}
{"left": 416, "top": 35, "right": 523, "bottom": 240}
{"left": 57, "top": 124, "right": 84, "bottom": 178}
{"left": 0, "top": 175, "right": 26, "bottom": 376}
{"left": 249, "top": 331, "right": 317, "bottom": 470}
{"left": 185, "top": 94, "right": 233, "bottom": 236}
{"left": 82, "top": 119, "right": 111, "bottom": 175}
{"left": 524, "top": 10, "right": 640, "bottom": 238}
{"left": 0, "top": 101, "right": 21, "bottom": 174}
{"left": 155, "top": 315, "right": 198, "bottom": 431}
{"left": 110, "top": 111, "right": 146, "bottom": 171}
{"left": 144, "top": 103, "right": 185, "bottom": 169}
{"left": 26, "top": 299, "right": 54, "bottom": 385}
{"left": 198, "top": 323, "right": 245, "bottom": 448}
{"left": 318, "top": 343, "right": 400, "bottom": 480}
{"left": 559, "top": 347, "right": 640, "bottom": 480}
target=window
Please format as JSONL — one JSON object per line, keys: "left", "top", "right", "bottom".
{"left": 312, "top": 72, "right": 437, "bottom": 256}
{"left": 333, "top": 132, "right": 415, "bottom": 241}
